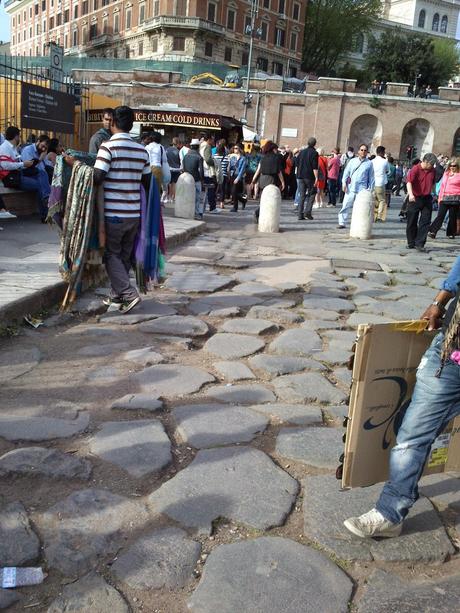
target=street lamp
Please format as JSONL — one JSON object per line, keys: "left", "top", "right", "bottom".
{"left": 243, "top": 0, "right": 261, "bottom": 120}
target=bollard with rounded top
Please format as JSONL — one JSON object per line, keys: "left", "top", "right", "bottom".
{"left": 258, "top": 184, "right": 281, "bottom": 233}
{"left": 349, "top": 189, "right": 373, "bottom": 239}
{"left": 175, "top": 172, "right": 196, "bottom": 219}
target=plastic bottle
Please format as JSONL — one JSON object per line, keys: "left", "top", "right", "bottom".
{"left": 1, "top": 567, "right": 45, "bottom": 588}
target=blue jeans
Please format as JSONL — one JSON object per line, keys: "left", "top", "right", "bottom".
{"left": 327, "top": 178, "right": 338, "bottom": 205}
{"left": 338, "top": 190, "right": 357, "bottom": 226}
{"left": 20, "top": 168, "right": 51, "bottom": 218}
{"left": 194, "top": 181, "right": 203, "bottom": 216}
{"left": 376, "top": 333, "right": 460, "bottom": 524}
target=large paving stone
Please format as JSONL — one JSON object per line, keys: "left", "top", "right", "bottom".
{"left": 0, "top": 347, "right": 41, "bottom": 383}
{"left": 173, "top": 403, "right": 268, "bottom": 447}
{"left": 166, "top": 271, "right": 233, "bottom": 293}
{"left": 0, "top": 403, "right": 90, "bottom": 442}
{"left": 0, "top": 447, "right": 91, "bottom": 480}
{"left": 47, "top": 572, "right": 128, "bottom": 613}
{"left": 392, "top": 273, "right": 428, "bottom": 286}
{"left": 301, "top": 308, "right": 340, "bottom": 321}
{"left": 77, "top": 342, "right": 130, "bottom": 357}
{"left": 235, "top": 282, "right": 282, "bottom": 297}
{"left": 204, "top": 333, "right": 265, "bottom": 359}
{"left": 0, "top": 589, "right": 20, "bottom": 610}
{"left": 121, "top": 347, "right": 164, "bottom": 366}
{"left": 172, "top": 246, "right": 224, "bottom": 263}
{"left": 269, "top": 329, "right": 322, "bottom": 357}
{"left": 221, "top": 318, "right": 279, "bottom": 335}
{"left": 100, "top": 298, "right": 176, "bottom": 325}
{"left": 250, "top": 403, "right": 323, "bottom": 426}
{"left": 357, "top": 569, "right": 460, "bottom": 613}
{"left": 276, "top": 427, "right": 342, "bottom": 469}
{"left": 132, "top": 364, "right": 214, "bottom": 397}
{"left": 205, "top": 384, "right": 276, "bottom": 404}
{"left": 86, "top": 365, "right": 124, "bottom": 383}
{"left": 359, "top": 300, "right": 422, "bottom": 320}
{"left": 308, "top": 285, "right": 348, "bottom": 299}
{"left": 214, "top": 361, "right": 255, "bottom": 381}
{"left": 303, "top": 296, "right": 354, "bottom": 313}
{"left": 149, "top": 447, "right": 298, "bottom": 534}
{"left": 138, "top": 315, "right": 209, "bottom": 337}
{"left": 248, "top": 354, "right": 325, "bottom": 376}
{"left": 301, "top": 319, "right": 342, "bottom": 330}
{"left": 111, "top": 393, "right": 163, "bottom": 412}
{"left": 303, "top": 475, "right": 454, "bottom": 563}
{"left": 208, "top": 306, "right": 241, "bottom": 318}
{"left": 188, "top": 293, "right": 262, "bottom": 315}
{"left": 247, "top": 305, "right": 303, "bottom": 325}
{"left": 38, "top": 489, "right": 150, "bottom": 576}
{"left": 188, "top": 537, "right": 352, "bottom": 613}
{"left": 346, "top": 312, "right": 397, "bottom": 327}
{"left": 0, "top": 502, "right": 40, "bottom": 566}
{"left": 112, "top": 528, "right": 200, "bottom": 589}
{"left": 274, "top": 372, "right": 347, "bottom": 404}
{"left": 89, "top": 420, "right": 171, "bottom": 478}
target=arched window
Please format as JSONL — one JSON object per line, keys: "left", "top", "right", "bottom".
{"left": 353, "top": 32, "right": 364, "bottom": 54}
{"left": 441, "top": 15, "right": 448, "bottom": 33}
{"left": 432, "top": 13, "right": 439, "bottom": 31}
{"left": 418, "top": 9, "right": 425, "bottom": 28}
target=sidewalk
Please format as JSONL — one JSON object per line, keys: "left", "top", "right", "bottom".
{"left": 0, "top": 213, "right": 204, "bottom": 326}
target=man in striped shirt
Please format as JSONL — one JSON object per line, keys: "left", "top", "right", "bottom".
{"left": 94, "top": 106, "right": 151, "bottom": 313}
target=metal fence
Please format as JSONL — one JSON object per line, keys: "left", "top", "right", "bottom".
{"left": 0, "top": 54, "right": 90, "bottom": 149}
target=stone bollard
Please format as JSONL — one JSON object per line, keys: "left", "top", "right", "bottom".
{"left": 258, "top": 184, "right": 281, "bottom": 233}
{"left": 175, "top": 172, "right": 196, "bottom": 219}
{"left": 350, "top": 189, "right": 373, "bottom": 239}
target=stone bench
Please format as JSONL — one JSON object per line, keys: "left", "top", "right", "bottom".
{"left": 0, "top": 186, "right": 37, "bottom": 216}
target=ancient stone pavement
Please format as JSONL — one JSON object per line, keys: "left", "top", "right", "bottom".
{"left": 0, "top": 201, "right": 459, "bottom": 612}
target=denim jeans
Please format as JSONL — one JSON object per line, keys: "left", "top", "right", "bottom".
{"left": 376, "top": 333, "right": 460, "bottom": 524}
{"left": 20, "top": 168, "right": 51, "bottom": 218}
{"left": 194, "top": 181, "right": 203, "bottom": 216}
{"left": 338, "top": 190, "right": 357, "bottom": 226}
{"left": 327, "top": 178, "right": 338, "bottom": 205}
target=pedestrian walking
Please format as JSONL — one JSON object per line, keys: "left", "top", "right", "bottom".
{"left": 166, "top": 137, "right": 182, "bottom": 204}
{"left": 344, "top": 258, "right": 460, "bottom": 538}
{"left": 246, "top": 145, "right": 262, "bottom": 199}
{"left": 372, "top": 146, "right": 389, "bottom": 222}
{"left": 337, "top": 144, "right": 374, "bottom": 229}
{"left": 314, "top": 148, "right": 328, "bottom": 208}
{"left": 428, "top": 158, "right": 460, "bottom": 239}
{"left": 199, "top": 135, "right": 217, "bottom": 213}
{"left": 251, "top": 141, "right": 285, "bottom": 222}
{"left": 146, "top": 132, "right": 168, "bottom": 193}
{"left": 94, "top": 105, "right": 151, "bottom": 314}
{"left": 327, "top": 148, "right": 341, "bottom": 207}
{"left": 229, "top": 144, "right": 248, "bottom": 212}
{"left": 385, "top": 156, "right": 396, "bottom": 209}
{"left": 405, "top": 153, "right": 437, "bottom": 251}
{"left": 296, "top": 137, "right": 319, "bottom": 220}
{"left": 182, "top": 139, "right": 205, "bottom": 219}
{"left": 212, "top": 143, "right": 229, "bottom": 209}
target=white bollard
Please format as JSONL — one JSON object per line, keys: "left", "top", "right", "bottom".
{"left": 175, "top": 172, "right": 196, "bottom": 219}
{"left": 258, "top": 184, "right": 281, "bottom": 233}
{"left": 349, "top": 189, "right": 373, "bottom": 239}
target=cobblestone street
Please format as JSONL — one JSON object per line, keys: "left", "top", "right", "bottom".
{"left": 1, "top": 199, "right": 459, "bottom": 612}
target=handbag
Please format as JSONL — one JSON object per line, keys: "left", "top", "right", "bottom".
{"left": 2, "top": 170, "right": 21, "bottom": 189}
{"left": 441, "top": 194, "right": 460, "bottom": 205}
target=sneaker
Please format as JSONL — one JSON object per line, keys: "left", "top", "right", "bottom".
{"left": 102, "top": 296, "right": 123, "bottom": 307}
{"left": 428, "top": 232, "right": 436, "bottom": 239}
{"left": 119, "top": 296, "right": 141, "bottom": 314}
{"left": 336, "top": 224, "right": 346, "bottom": 229}
{"left": 416, "top": 246, "right": 428, "bottom": 253}
{"left": 406, "top": 244, "right": 415, "bottom": 249}
{"left": 306, "top": 213, "right": 313, "bottom": 220}
{"left": 344, "top": 508, "right": 402, "bottom": 539}
{"left": 298, "top": 215, "right": 305, "bottom": 220}
{"left": 0, "top": 210, "right": 17, "bottom": 219}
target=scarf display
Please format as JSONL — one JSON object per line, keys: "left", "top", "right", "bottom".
{"left": 441, "top": 301, "right": 460, "bottom": 368}
{"left": 134, "top": 178, "right": 166, "bottom": 293}
{"left": 59, "top": 161, "right": 105, "bottom": 309}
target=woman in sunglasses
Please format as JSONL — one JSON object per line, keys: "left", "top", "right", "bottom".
{"left": 428, "top": 158, "right": 460, "bottom": 239}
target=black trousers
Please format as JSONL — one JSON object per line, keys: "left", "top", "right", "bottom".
{"left": 406, "top": 195, "right": 433, "bottom": 247}
{"left": 429, "top": 202, "right": 458, "bottom": 237}
{"left": 231, "top": 180, "right": 246, "bottom": 211}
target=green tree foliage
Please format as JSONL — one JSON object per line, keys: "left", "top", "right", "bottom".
{"left": 365, "top": 28, "right": 459, "bottom": 88}
{"left": 301, "top": 0, "right": 381, "bottom": 75}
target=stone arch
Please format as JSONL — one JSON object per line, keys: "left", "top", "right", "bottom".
{"left": 348, "top": 114, "right": 383, "bottom": 154}
{"left": 399, "top": 118, "right": 434, "bottom": 159}
{"left": 452, "top": 128, "right": 460, "bottom": 156}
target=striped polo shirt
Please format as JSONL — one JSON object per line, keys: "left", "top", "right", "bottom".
{"left": 94, "top": 132, "right": 150, "bottom": 218}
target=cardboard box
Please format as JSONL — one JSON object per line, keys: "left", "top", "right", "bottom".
{"left": 342, "top": 321, "right": 460, "bottom": 489}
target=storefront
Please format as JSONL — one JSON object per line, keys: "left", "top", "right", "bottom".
{"left": 87, "top": 106, "right": 243, "bottom": 145}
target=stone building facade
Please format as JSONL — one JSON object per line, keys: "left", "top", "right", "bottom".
{"left": 76, "top": 69, "right": 460, "bottom": 158}
{"left": 5, "top": 0, "right": 306, "bottom": 77}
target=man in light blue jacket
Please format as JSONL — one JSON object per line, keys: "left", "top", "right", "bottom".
{"left": 337, "top": 143, "right": 375, "bottom": 229}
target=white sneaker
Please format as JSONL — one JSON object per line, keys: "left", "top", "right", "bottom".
{"left": 0, "top": 210, "right": 17, "bottom": 219}
{"left": 344, "top": 508, "right": 402, "bottom": 539}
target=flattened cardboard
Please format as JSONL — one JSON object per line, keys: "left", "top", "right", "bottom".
{"left": 342, "top": 322, "right": 460, "bottom": 489}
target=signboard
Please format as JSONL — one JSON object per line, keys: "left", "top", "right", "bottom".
{"left": 49, "top": 43, "right": 64, "bottom": 87}
{"left": 87, "top": 109, "right": 222, "bottom": 130}
{"left": 281, "top": 127, "right": 298, "bottom": 137}
{"left": 21, "top": 83, "right": 75, "bottom": 134}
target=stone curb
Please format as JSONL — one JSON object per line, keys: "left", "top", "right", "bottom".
{"left": 0, "top": 220, "right": 206, "bottom": 327}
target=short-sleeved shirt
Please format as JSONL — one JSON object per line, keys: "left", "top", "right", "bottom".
{"left": 94, "top": 132, "right": 150, "bottom": 218}
{"left": 372, "top": 156, "right": 389, "bottom": 187}
{"left": 407, "top": 163, "right": 435, "bottom": 197}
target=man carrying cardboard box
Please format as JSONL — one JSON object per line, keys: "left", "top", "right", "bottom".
{"left": 344, "top": 256, "right": 460, "bottom": 538}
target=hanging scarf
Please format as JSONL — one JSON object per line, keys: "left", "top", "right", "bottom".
{"left": 134, "top": 178, "right": 166, "bottom": 293}
{"left": 441, "top": 297, "right": 460, "bottom": 369}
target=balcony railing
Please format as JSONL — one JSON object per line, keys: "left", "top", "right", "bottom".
{"left": 142, "top": 16, "right": 225, "bottom": 35}
{"left": 88, "top": 34, "right": 113, "bottom": 47}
